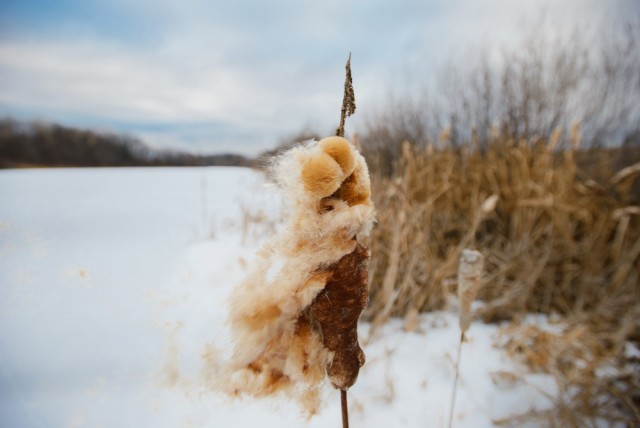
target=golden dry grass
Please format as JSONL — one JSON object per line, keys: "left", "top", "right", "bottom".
{"left": 365, "top": 136, "right": 640, "bottom": 325}
{"left": 363, "top": 132, "right": 640, "bottom": 426}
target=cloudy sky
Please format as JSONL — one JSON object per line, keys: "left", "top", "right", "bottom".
{"left": 0, "top": 0, "right": 636, "bottom": 155}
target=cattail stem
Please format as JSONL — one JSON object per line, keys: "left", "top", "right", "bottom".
{"left": 448, "top": 332, "right": 465, "bottom": 428}
{"left": 341, "top": 389, "right": 349, "bottom": 428}
{"left": 336, "top": 52, "right": 356, "bottom": 428}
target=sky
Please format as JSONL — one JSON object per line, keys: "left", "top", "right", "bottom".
{"left": 0, "top": 0, "right": 636, "bottom": 156}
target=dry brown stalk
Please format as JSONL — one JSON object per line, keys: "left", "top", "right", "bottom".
{"left": 611, "top": 162, "right": 640, "bottom": 186}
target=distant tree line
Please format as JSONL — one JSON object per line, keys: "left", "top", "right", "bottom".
{"left": 0, "top": 118, "right": 252, "bottom": 168}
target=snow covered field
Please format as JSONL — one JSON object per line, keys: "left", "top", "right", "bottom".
{"left": 0, "top": 167, "right": 556, "bottom": 427}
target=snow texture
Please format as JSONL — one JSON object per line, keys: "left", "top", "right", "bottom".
{"left": 0, "top": 167, "right": 556, "bottom": 427}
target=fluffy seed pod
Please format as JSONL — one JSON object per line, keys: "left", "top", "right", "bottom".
{"left": 225, "top": 138, "right": 375, "bottom": 412}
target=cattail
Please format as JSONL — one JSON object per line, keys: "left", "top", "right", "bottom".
{"left": 457, "top": 249, "right": 485, "bottom": 334}
{"left": 223, "top": 56, "right": 370, "bottom": 428}
{"left": 224, "top": 136, "right": 375, "bottom": 415}
{"left": 449, "top": 249, "right": 485, "bottom": 428}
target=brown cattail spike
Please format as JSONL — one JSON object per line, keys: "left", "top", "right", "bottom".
{"left": 336, "top": 53, "right": 356, "bottom": 138}
{"left": 307, "top": 242, "right": 369, "bottom": 390}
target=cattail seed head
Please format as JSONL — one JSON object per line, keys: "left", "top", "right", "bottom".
{"left": 458, "top": 249, "right": 485, "bottom": 334}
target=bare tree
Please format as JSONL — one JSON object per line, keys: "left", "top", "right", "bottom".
{"left": 361, "top": 14, "right": 640, "bottom": 167}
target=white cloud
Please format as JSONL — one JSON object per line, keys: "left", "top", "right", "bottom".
{"left": 0, "top": 41, "right": 253, "bottom": 123}
{"left": 0, "top": 33, "right": 383, "bottom": 154}
{"left": 0, "top": 0, "right": 635, "bottom": 155}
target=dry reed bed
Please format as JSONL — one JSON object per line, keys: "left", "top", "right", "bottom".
{"left": 366, "top": 136, "right": 640, "bottom": 323}
{"left": 364, "top": 134, "right": 640, "bottom": 425}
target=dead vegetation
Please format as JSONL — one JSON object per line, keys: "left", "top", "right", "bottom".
{"left": 363, "top": 132, "right": 640, "bottom": 426}
{"left": 500, "top": 314, "right": 640, "bottom": 427}
{"left": 366, "top": 132, "right": 640, "bottom": 323}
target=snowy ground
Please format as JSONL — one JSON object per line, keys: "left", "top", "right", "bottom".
{"left": 0, "top": 167, "right": 557, "bottom": 427}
